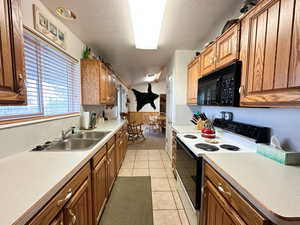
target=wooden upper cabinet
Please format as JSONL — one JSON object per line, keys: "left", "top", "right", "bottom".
{"left": 240, "top": 0, "right": 300, "bottom": 107}
{"left": 201, "top": 43, "right": 216, "bottom": 76}
{"left": 81, "top": 59, "right": 117, "bottom": 105}
{"left": 216, "top": 24, "right": 240, "bottom": 68}
{"left": 100, "top": 62, "right": 109, "bottom": 104}
{"left": 187, "top": 56, "right": 201, "bottom": 105}
{"left": 81, "top": 59, "right": 101, "bottom": 105}
{"left": 0, "top": 0, "right": 26, "bottom": 105}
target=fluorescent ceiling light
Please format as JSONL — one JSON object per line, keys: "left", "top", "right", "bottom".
{"left": 128, "top": 0, "right": 166, "bottom": 49}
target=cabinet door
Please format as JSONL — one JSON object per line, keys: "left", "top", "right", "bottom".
{"left": 239, "top": 0, "right": 300, "bottom": 107}
{"left": 201, "top": 44, "right": 216, "bottom": 76}
{"left": 202, "top": 180, "right": 246, "bottom": 225}
{"left": 64, "top": 178, "right": 93, "bottom": 225}
{"left": 107, "top": 143, "right": 116, "bottom": 193}
{"left": 50, "top": 213, "right": 64, "bottom": 225}
{"left": 115, "top": 137, "right": 123, "bottom": 172}
{"left": 100, "top": 63, "right": 108, "bottom": 104}
{"left": 216, "top": 24, "right": 240, "bottom": 68}
{"left": 0, "top": 0, "right": 26, "bottom": 104}
{"left": 92, "top": 156, "right": 107, "bottom": 225}
{"left": 187, "top": 57, "right": 201, "bottom": 105}
{"left": 81, "top": 59, "right": 101, "bottom": 105}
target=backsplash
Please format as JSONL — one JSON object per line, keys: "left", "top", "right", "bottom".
{"left": 190, "top": 106, "right": 300, "bottom": 152}
{"left": 0, "top": 116, "right": 80, "bottom": 159}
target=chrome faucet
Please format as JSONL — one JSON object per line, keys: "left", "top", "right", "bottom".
{"left": 61, "top": 126, "right": 76, "bottom": 140}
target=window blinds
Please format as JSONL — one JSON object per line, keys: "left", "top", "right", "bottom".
{"left": 0, "top": 31, "right": 81, "bottom": 120}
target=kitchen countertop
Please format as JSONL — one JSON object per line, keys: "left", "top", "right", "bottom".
{"left": 172, "top": 124, "right": 200, "bottom": 133}
{"left": 204, "top": 153, "right": 300, "bottom": 225}
{"left": 0, "top": 120, "right": 125, "bottom": 225}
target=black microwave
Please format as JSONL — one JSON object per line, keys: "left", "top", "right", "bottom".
{"left": 197, "top": 61, "right": 242, "bottom": 106}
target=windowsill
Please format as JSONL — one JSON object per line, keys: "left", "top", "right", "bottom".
{"left": 0, "top": 113, "right": 80, "bottom": 130}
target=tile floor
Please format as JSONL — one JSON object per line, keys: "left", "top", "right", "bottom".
{"left": 118, "top": 149, "right": 190, "bottom": 225}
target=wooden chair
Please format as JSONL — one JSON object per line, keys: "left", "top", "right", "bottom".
{"left": 128, "top": 122, "right": 145, "bottom": 142}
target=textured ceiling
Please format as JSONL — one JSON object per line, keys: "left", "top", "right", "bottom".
{"left": 40, "top": 0, "right": 241, "bottom": 85}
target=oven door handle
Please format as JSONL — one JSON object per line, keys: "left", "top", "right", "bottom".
{"left": 176, "top": 138, "right": 198, "bottom": 160}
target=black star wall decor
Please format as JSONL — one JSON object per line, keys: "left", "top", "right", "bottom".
{"left": 132, "top": 83, "right": 159, "bottom": 112}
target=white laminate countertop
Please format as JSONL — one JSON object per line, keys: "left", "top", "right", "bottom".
{"left": 204, "top": 153, "right": 300, "bottom": 225}
{"left": 172, "top": 124, "right": 200, "bottom": 133}
{"left": 0, "top": 120, "right": 125, "bottom": 225}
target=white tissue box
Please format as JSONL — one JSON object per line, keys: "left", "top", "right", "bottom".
{"left": 257, "top": 144, "right": 300, "bottom": 166}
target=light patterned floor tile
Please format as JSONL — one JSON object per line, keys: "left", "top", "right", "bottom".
{"left": 151, "top": 178, "right": 171, "bottom": 191}
{"left": 134, "top": 160, "right": 149, "bottom": 169}
{"left": 136, "top": 154, "right": 149, "bottom": 160}
{"left": 150, "top": 168, "right": 167, "bottom": 178}
{"left": 153, "top": 210, "right": 182, "bottom": 225}
{"left": 149, "top": 160, "right": 164, "bottom": 169}
{"left": 118, "top": 168, "right": 133, "bottom": 176}
{"left": 168, "top": 177, "right": 177, "bottom": 191}
{"left": 132, "top": 168, "right": 149, "bottom": 176}
{"left": 152, "top": 192, "right": 177, "bottom": 209}
{"left": 121, "top": 162, "right": 134, "bottom": 169}
{"left": 149, "top": 154, "right": 162, "bottom": 161}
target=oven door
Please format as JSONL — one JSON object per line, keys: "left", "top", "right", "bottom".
{"left": 176, "top": 137, "right": 202, "bottom": 209}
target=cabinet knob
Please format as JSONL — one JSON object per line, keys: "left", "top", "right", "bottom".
{"left": 217, "top": 184, "right": 231, "bottom": 198}
{"left": 18, "top": 73, "right": 24, "bottom": 80}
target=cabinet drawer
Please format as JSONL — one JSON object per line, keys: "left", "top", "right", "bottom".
{"left": 92, "top": 145, "right": 107, "bottom": 168}
{"left": 27, "top": 164, "right": 91, "bottom": 225}
{"left": 204, "top": 163, "right": 269, "bottom": 225}
{"left": 107, "top": 135, "right": 115, "bottom": 149}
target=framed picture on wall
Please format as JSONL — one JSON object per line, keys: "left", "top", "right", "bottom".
{"left": 33, "top": 4, "right": 66, "bottom": 49}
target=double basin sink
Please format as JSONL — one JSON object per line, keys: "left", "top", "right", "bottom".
{"left": 36, "top": 131, "right": 110, "bottom": 152}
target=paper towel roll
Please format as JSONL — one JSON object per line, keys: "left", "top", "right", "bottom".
{"left": 81, "top": 112, "right": 90, "bottom": 130}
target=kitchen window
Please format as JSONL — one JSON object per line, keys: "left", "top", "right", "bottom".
{"left": 0, "top": 31, "right": 81, "bottom": 122}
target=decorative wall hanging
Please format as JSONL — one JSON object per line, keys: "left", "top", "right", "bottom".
{"left": 132, "top": 83, "right": 159, "bottom": 112}
{"left": 33, "top": 4, "right": 66, "bottom": 49}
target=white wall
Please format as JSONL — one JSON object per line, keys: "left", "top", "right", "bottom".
{"left": 0, "top": 0, "right": 95, "bottom": 159}
{"left": 22, "top": 0, "right": 86, "bottom": 60}
{"left": 128, "top": 81, "right": 166, "bottom": 112}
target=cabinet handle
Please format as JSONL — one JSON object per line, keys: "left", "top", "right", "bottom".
{"left": 60, "top": 222, "right": 64, "bottom": 225}
{"left": 217, "top": 184, "right": 231, "bottom": 198}
{"left": 18, "top": 73, "right": 24, "bottom": 80}
{"left": 239, "top": 86, "right": 246, "bottom": 98}
{"left": 57, "top": 189, "right": 72, "bottom": 206}
{"left": 68, "top": 209, "right": 77, "bottom": 225}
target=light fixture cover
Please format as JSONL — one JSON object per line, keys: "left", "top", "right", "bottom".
{"left": 128, "top": 0, "right": 166, "bottom": 49}
{"left": 56, "top": 7, "right": 77, "bottom": 20}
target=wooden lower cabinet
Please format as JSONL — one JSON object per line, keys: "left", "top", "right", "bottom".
{"left": 50, "top": 213, "right": 63, "bottom": 225}
{"left": 202, "top": 179, "right": 246, "bottom": 225}
{"left": 116, "top": 136, "right": 123, "bottom": 172}
{"left": 27, "top": 164, "right": 92, "bottom": 225}
{"left": 107, "top": 143, "right": 117, "bottom": 193}
{"left": 64, "top": 179, "right": 93, "bottom": 225}
{"left": 92, "top": 155, "right": 107, "bottom": 225}
{"left": 202, "top": 163, "right": 270, "bottom": 225}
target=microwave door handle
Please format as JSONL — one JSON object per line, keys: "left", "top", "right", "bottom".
{"left": 216, "top": 78, "right": 222, "bottom": 105}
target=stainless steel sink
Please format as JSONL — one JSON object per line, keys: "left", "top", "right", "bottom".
{"left": 71, "top": 131, "right": 110, "bottom": 141}
{"left": 45, "top": 139, "right": 97, "bottom": 151}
